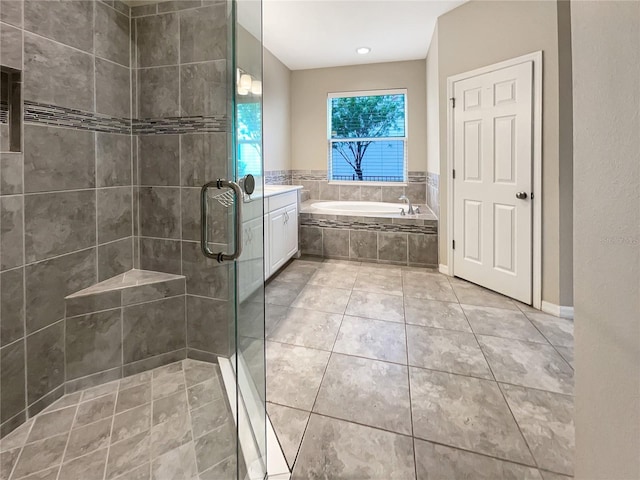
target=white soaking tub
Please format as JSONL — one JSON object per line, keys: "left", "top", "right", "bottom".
{"left": 305, "top": 200, "right": 409, "bottom": 217}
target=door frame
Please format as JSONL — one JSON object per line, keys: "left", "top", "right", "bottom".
{"left": 446, "top": 51, "right": 543, "bottom": 309}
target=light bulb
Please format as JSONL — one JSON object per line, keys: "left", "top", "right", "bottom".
{"left": 239, "top": 74, "right": 252, "bottom": 90}
{"left": 250, "top": 80, "right": 262, "bottom": 95}
{"left": 237, "top": 87, "right": 249, "bottom": 96}
{"left": 356, "top": 47, "right": 371, "bottom": 55}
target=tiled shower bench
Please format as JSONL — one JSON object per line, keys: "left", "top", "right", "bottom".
{"left": 63, "top": 269, "right": 187, "bottom": 392}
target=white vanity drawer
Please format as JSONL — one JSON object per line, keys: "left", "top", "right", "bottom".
{"left": 267, "top": 191, "right": 297, "bottom": 212}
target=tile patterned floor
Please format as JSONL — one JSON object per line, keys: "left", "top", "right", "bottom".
{"left": 266, "top": 259, "right": 575, "bottom": 480}
{"left": 0, "top": 360, "right": 239, "bottom": 480}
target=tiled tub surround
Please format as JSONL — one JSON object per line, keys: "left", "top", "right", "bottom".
{"left": 0, "top": 0, "right": 136, "bottom": 437}
{"left": 293, "top": 170, "right": 428, "bottom": 204}
{"left": 64, "top": 269, "right": 187, "bottom": 392}
{"left": 299, "top": 200, "right": 438, "bottom": 266}
{"left": 265, "top": 259, "right": 575, "bottom": 478}
{"left": 0, "top": 359, "right": 242, "bottom": 480}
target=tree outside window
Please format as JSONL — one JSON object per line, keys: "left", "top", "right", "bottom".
{"left": 329, "top": 90, "right": 407, "bottom": 183}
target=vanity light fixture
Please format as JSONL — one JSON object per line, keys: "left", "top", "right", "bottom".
{"left": 236, "top": 68, "right": 262, "bottom": 96}
{"left": 250, "top": 80, "right": 262, "bottom": 95}
{"left": 239, "top": 73, "right": 253, "bottom": 90}
{"left": 356, "top": 46, "right": 371, "bottom": 55}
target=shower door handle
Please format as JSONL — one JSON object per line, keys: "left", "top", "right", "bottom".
{"left": 201, "top": 179, "right": 243, "bottom": 263}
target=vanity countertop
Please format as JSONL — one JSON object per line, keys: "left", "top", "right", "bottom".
{"left": 263, "top": 184, "right": 303, "bottom": 198}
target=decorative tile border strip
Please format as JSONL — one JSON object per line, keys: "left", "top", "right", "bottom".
{"left": 133, "top": 115, "right": 228, "bottom": 135}
{"left": 264, "top": 170, "right": 292, "bottom": 185}
{"left": 300, "top": 216, "right": 438, "bottom": 235}
{"left": 20, "top": 101, "right": 228, "bottom": 135}
{"left": 24, "top": 101, "right": 131, "bottom": 133}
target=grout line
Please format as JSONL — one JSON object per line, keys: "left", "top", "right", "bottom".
{"left": 451, "top": 276, "right": 540, "bottom": 469}
{"left": 101, "top": 378, "right": 120, "bottom": 480}
{"left": 55, "top": 400, "right": 81, "bottom": 480}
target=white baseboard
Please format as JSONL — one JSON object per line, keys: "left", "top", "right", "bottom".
{"left": 541, "top": 301, "right": 574, "bottom": 319}
{"left": 439, "top": 264, "right": 450, "bottom": 275}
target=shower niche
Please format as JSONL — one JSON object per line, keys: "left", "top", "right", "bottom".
{"left": 0, "top": 67, "right": 21, "bottom": 152}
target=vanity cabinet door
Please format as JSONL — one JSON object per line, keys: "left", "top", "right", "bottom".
{"left": 268, "top": 207, "right": 288, "bottom": 274}
{"left": 284, "top": 204, "right": 298, "bottom": 259}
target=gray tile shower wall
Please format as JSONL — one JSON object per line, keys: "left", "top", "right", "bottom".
{"left": 132, "top": 2, "right": 233, "bottom": 363}
{"left": 427, "top": 171, "right": 440, "bottom": 219}
{"left": 0, "top": 0, "right": 134, "bottom": 436}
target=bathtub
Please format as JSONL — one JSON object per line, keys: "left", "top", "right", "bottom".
{"left": 299, "top": 199, "right": 438, "bottom": 267}
{"left": 305, "top": 200, "right": 413, "bottom": 217}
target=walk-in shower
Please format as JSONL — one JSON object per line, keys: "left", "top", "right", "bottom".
{"left": 0, "top": 0, "right": 266, "bottom": 478}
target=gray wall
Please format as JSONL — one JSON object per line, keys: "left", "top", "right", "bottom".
{"left": 291, "top": 60, "right": 427, "bottom": 172}
{"left": 263, "top": 47, "right": 291, "bottom": 175}
{"left": 131, "top": 1, "right": 233, "bottom": 363}
{"left": 0, "top": 0, "right": 133, "bottom": 435}
{"left": 434, "top": 0, "right": 573, "bottom": 307}
{"left": 572, "top": 2, "right": 640, "bottom": 478}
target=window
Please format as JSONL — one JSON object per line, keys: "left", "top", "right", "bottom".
{"left": 237, "top": 101, "right": 262, "bottom": 177}
{"left": 328, "top": 89, "right": 407, "bottom": 183}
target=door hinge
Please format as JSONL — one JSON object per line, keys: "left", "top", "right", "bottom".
{"left": 450, "top": 97, "right": 456, "bottom": 108}
{"left": 452, "top": 169, "right": 456, "bottom": 179}
{"left": 452, "top": 240, "right": 455, "bottom": 250}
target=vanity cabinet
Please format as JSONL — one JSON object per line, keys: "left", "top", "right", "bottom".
{"left": 265, "top": 190, "right": 299, "bottom": 279}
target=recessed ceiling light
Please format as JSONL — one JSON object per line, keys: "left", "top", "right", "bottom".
{"left": 356, "top": 47, "right": 371, "bottom": 55}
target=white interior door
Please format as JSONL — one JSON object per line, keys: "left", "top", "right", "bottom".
{"left": 453, "top": 61, "right": 533, "bottom": 304}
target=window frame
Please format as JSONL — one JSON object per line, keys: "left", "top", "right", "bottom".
{"left": 327, "top": 88, "right": 408, "bottom": 186}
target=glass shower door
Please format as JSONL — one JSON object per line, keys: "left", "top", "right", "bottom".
{"left": 233, "top": 0, "right": 267, "bottom": 478}
{"left": 198, "top": 0, "right": 266, "bottom": 478}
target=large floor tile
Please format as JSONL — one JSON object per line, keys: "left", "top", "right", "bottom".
{"left": 345, "top": 290, "right": 404, "bottom": 323}
{"left": 267, "top": 402, "right": 310, "bottom": 470}
{"left": 410, "top": 367, "right": 534, "bottom": 465}
{"left": 406, "top": 325, "right": 492, "bottom": 379}
{"left": 403, "top": 274, "right": 457, "bottom": 302}
{"left": 555, "top": 346, "right": 574, "bottom": 369}
{"left": 462, "top": 304, "right": 548, "bottom": 343}
{"left": 292, "top": 414, "right": 415, "bottom": 480}
{"left": 540, "top": 471, "right": 573, "bottom": 480}
{"left": 291, "top": 285, "right": 352, "bottom": 314}
{"left": 275, "top": 263, "right": 317, "bottom": 284}
{"left": 308, "top": 268, "right": 358, "bottom": 290}
{"left": 333, "top": 316, "right": 407, "bottom": 364}
{"left": 414, "top": 439, "right": 543, "bottom": 480}
{"left": 267, "top": 307, "right": 342, "bottom": 351}
{"left": 314, "top": 354, "right": 412, "bottom": 434}
{"left": 404, "top": 297, "right": 471, "bottom": 332}
{"left": 449, "top": 279, "right": 518, "bottom": 310}
{"left": 360, "top": 263, "right": 403, "bottom": 277}
{"left": 525, "top": 312, "right": 574, "bottom": 348}
{"left": 265, "top": 304, "right": 288, "bottom": 336}
{"left": 478, "top": 336, "right": 574, "bottom": 395}
{"left": 265, "top": 280, "right": 305, "bottom": 307}
{"left": 501, "top": 384, "right": 574, "bottom": 476}
{"left": 266, "top": 341, "right": 331, "bottom": 411}
{"left": 353, "top": 271, "right": 403, "bottom": 296}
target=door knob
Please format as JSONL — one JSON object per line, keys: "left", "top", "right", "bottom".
{"left": 515, "top": 192, "right": 528, "bottom": 200}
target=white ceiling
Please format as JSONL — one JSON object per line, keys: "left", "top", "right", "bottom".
{"left": 263, "top": 0, "right": 464, "bottom": 70}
